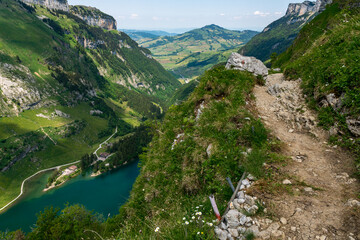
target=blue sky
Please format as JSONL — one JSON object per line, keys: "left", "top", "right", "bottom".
{"left": 68, "top": 0, "right": 304, "bottom": 32}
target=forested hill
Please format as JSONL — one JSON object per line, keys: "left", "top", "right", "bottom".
{"left": 137, "top": 24, "right": 258, "bottom": 80}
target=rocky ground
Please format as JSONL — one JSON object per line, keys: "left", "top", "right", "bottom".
{"left": 215, "top": 73, "right": 360, "bottom": 240}
{"left": 254, "top": 74, "right": 360, "bottom": 239}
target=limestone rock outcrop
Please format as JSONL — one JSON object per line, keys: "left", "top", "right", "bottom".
{"left": 21, "top": 0, "right": 69, "bottom": 12}
{"left": 70, "top": 6, "right": 117, "bottom": 30}
{"left": 285, "top": 0, "right": 333, "bottom": 17}
{"left": 226, "top": 53, "right": 268, "bottom": 77}
{"left": 0, "top": 63, "right": 43, "bottom": 115}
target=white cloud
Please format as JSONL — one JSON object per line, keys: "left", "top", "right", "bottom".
{"left": 220, "top": 13, "right": 225, "bottom": 16}
{"left": 130, "top": 13, "right": 139, "bottom": 19}
{"left": 254, "top": 11, "right": 270, "bottom": 17}
{"left": 275, "top": 12, "right": 283, "bottom": 15}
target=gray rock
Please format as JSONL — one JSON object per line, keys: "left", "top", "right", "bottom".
{"left": 239, "top": 215, "right": 247, "bottom": 225}
{"left": 220, "top": 222, "right": 228, "bottom": 230}
{"left": 280, "top": 217, "right": 287, "bottom": 225}
{"left": 258, "top": 230, "right": 271, "bottom": 239}
{"left": 346, "top": 117, "right": 360, "bottom": 137}
{"left": 267, "top": 223, "right": 280, "bottom": 232}
{"left": 282, "top": 179, "right": 292, "bottom": 185}
{"left": 228, "top": 228, "right": 239, "bottom": 238}
{"left": 21, "top": 0, "right": 70, "bottom": 11}
{"left": 268, "top": 84, "right": 282, "bottom": 96}
{"left": 237, "top": 227, "right": 247, "bottom": 234}
{"left": 247, "top": 205, "right": 258, "bottom": 215}
{"left": 215, "top": 227, "right": 228, "bottom": 240}
{"left": 242, "top": 179, "right": 250, "bottom": 186}
{"left": 233, "top": 200, "right": 242, "bottom": 211}
{"left": 226, "top": 53, "right": 268, "bottom": 76}
{"left": 225, "top": 210, "right": 241, "bottom": 228}
{"left": 237, "top": 191, "right": 245, "bottom": 199}
{"left": 326, "top": 93, "right": 343, "bottom": 111}
{"left": 245, "top": 195, "right": 255, "bottom": 206}
{"left": 271, "top": 230, "right": 285, "bottom": 239}
{"left": 345, "top": 199, "right": 360, "bottom": 207}
{"left": 206, "top": 144, "right": 213, "bottom": 157}
{"left": 55, "top": 110, "right": 70, "bottom": 118}
{"left": 248, "top": 225, "right": 260, "bottom": 236}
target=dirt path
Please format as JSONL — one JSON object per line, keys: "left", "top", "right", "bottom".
{"left": 254, "top": 74, "right": 359, "bottom": 240}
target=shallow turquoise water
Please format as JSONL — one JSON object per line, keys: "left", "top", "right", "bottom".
{"left": 0, "top": 161, "right": 139, "bottom": 232}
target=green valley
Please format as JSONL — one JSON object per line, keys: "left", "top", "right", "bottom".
{"left": 0, "top": 0, "right": 179, "bottom": 211}
{"left": 138, "top": 24, "right": 258, "bottom": 81}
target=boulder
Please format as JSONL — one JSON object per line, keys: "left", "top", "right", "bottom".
{"left": 215, "top": 227, "right": 228, "bottom": 240}
{"left": 346, "top": 117, "right": 360, "bottom": 137}
{"left": 226, "top": 53, "right": 268, "bottom": 76}
{"left": 225, "top": 210, "right": 241, "bottom": 228}
{"left": 228, "top": 228, "right": 239, "bottom": 238}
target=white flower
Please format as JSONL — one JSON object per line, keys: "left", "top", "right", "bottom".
{"left": 197, "top": 232, "right": 200, "bottom": 235}
{"left": 207, "top": 223, "right": 213, "bottom": 227}
{"left": 185, "top": 221, "right": 189, "bottom": 225}
{"left": 183, "top": 217, "right": 186, "bottom": 220}
{"left": 155, "top": 227, "right": 160, "bottom": 232}
{"left": 192, "top": 216, "right": 195, "bottom": 219}
{"left": 196, "top": 206, "right": 199, "bottom": 209}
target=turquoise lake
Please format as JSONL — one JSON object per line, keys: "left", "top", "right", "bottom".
{"left": 0, "top": 160, "right": 139, "bottom": 232}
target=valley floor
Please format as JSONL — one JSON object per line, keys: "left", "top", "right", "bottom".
{"left": 254, "top": 74, "right": 360, "bottom": 239}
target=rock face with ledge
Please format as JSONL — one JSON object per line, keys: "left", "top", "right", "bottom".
{"left": 226, "top": 53, "right": 268, "bottom": 77}
{"left": 21, "top": 0, "right": 69, "bottom": 12}
{"left": 70, "top": 5, "right": 117, "bottom": 30}
{"left": 285, "top": 0, "right": 333, "bottom": 17}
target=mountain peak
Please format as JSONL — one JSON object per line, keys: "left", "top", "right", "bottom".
{"left": 285, "top": 0, "right": 333, "bottom": 17}
{"left": 202, "top": 24, "right": 224, "bottom": 30}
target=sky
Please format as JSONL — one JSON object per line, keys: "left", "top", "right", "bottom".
{"left": 68, "top": 0, "right": 304, "bottom": 32}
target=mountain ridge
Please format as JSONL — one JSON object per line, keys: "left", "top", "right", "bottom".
{"left": 239, "top": 0, "right": 332, "bottom": 62}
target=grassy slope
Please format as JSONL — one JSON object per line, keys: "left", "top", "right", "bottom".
{"left": 139, "top": 25, "right": 258, "bottom": 79}
{"left": 103, "top": 66, "right": 282, "bottom": 239}
{"left": 0, "top": 0, "right": 174, "bottom": 207}
{"left": 239, "top": 12, "right": 316, "bottom": 62}
{"left": 275, "top": 1, "right": 360, "bottom": 176}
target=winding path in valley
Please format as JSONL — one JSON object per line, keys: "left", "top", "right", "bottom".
{"left": 0, "top": 127, "right": 118, "bottom": 213}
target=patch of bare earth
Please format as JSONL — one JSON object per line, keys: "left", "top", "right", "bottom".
{"left": 254, "top": 74, "right": 360, "bottom": 240}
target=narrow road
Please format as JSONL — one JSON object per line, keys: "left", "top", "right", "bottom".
{"left": 93, "top": 126, "right": 117, "bottom": 159}
{"left": 0, "top": 160, "right": 80, "bottom": 213}
{"left": 254, "top": 74, "right": 359, "bottom": 239}
{"left": 41, "top": 127, "right": 57, "bottom": 145}
{"left": 0, "top": 127, "right": 118, "bottom": 213}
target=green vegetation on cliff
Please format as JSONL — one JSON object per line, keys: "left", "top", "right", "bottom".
{"left": 0, "top": 0, "right": 177, "bottom": 209}
{"left": 274, "top": 1, "right": 360, "bottom": 176}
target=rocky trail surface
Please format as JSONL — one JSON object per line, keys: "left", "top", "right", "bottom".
{"left": 253, "top": 74, "right": 360, "bottom": 239}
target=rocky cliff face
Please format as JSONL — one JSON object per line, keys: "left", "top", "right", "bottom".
{"left": 70, "top": 6, "right": 117, "bottom": 30}
{"left": 21, "top": 0, "right": 69, "bottom": 12}
{"left": 285, "top": 0, "right": 333, "bottom": 17}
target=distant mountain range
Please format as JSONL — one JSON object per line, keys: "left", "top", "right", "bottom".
{"left": 120, "top": 29, "right": 178, "bottom": 41}
{"left": 137, "top": 24, "right": 258, "bottom": 80}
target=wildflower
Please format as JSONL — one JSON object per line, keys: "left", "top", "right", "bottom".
{"left": 185, "top": 221, "right": 189, "bottom": 225}
{"left": 201, "top": 232, "right": 204, "bottom": 235}
{"left": 196, "top": 206, "right": 199, "bottom": 209}
{"left": 155, "top": 227, "right": 160, "bottom": 232}
{"left": 183, "top": 217, "right": 186, "bottom": 220}
{"left": 208, "top": 223, "right": 213, "bottom": 227}
{"left": 197, "top": 232, "right": 200, "bottom": 235}
{"left": 192, "top": 216, "right": 195, "bottom": 220}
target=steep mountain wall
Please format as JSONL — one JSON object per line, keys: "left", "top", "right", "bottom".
{"left": 70, "top": 6, "right": 117, "bottom": 30}
{"left": 21, "top": 0, "right": 69, "bottom": 11}
{"left": 239, "top": 0, "right": 332, "bottom": 62}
